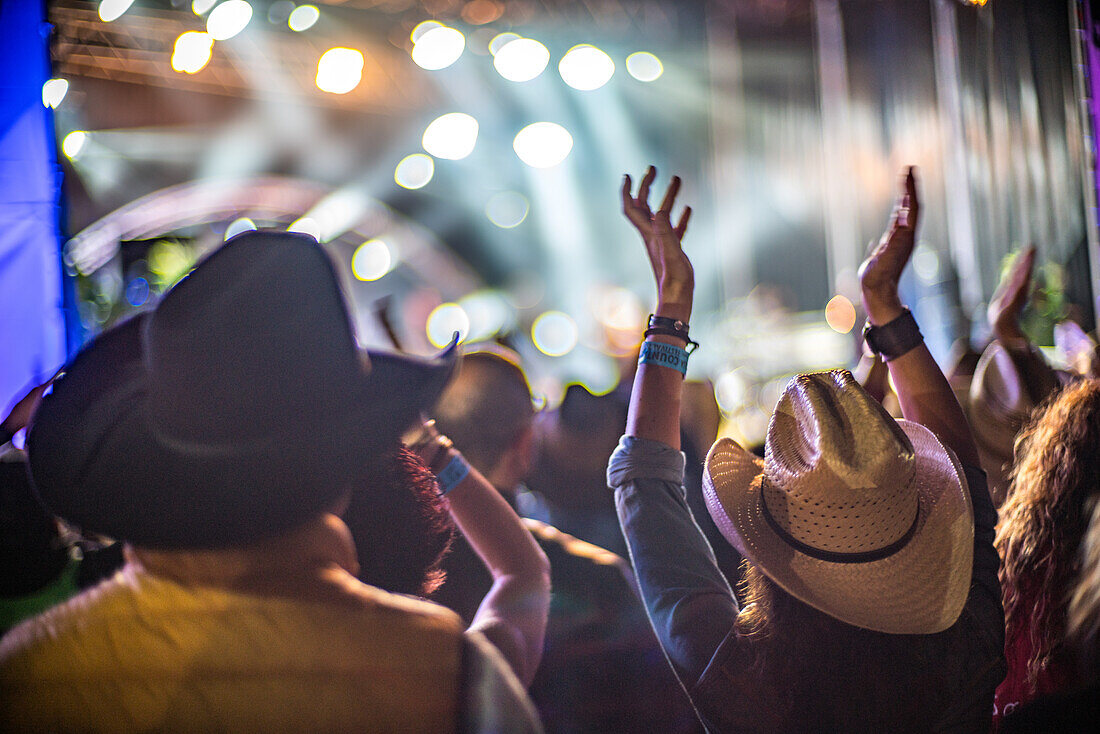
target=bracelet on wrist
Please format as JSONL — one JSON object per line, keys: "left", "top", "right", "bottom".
{"left": 435, "top": 453, "right": 471, "bottom": 496}
{"left": 638, "top": 340, "right": 691, "bottom": 376}
{"left": 646, "top": 314, "right": 699, "bottom": 352}
{"left": 862, "top": 307, "right": 923, "bottom": 361}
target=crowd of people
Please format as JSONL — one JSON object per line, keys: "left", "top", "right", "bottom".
{"left": 0, "top": 164, "right": 1098, "bottom": 732}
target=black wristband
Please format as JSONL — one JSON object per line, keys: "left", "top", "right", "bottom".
{"left": 862, "top": 307, "right": 923, "bottom": 361}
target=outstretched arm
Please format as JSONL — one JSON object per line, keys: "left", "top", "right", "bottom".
{"left": 859, "top": 167, "right": 979, "bottom": 468}
{"left": 410, "top": 422, "right": 550, "bottom": 687}
{"left": 611, "top": 167, "right": 739, "bottom": 693}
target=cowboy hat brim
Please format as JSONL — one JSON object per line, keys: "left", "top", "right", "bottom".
{"left": 702, "top": 420, "right": 973, "bottom": 634}
{"left": 28, "top": 316, "right": 459, "bottom": 550}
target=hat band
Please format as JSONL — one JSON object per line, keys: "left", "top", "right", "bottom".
{"left": 760, "top": 496, "right": 920, "bottom": 564}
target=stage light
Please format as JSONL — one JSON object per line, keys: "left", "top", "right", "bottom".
{"left": 513, "top": 122, "right": 572, "bottom": 168}
{"left": 172, "top": 32, "right": 214, "bottom": 74}
{"left": 626, "top": 52, "right": 663, "bottom": 82}
{"left": 411, "top": 26, "right": 465, "bottom": 71}
{"left": 422, "top": 113, "right": 479, "bottom": 160}
{"left": 394, "top": 153, "right": 435, "bottom": 189}
{"left": 99, "top": 0, "right": 134, "bottom": 22}
{"left": 224, "top": 217, "right": 257, "bottom": 240}
{"left": 287, "top": 4, "right": 319, "bottom": 31}
{"left": 288, "top": 216, "right": 320, "bottom": 240}
{"left": 462, "top": 0, "right": 503, "bottom": 25}
{"left": 192, "top": 0, "right": 217, "bottom": 15}
{"left": 411, "top": 20, "right": 443, "bottom": 43}
{"left": 493, "top": 38, "right": 549, "bottom": 82}
{"left": 489, "top": 32, "right": 520, "bottom": 56}
{"left": 558, "top": 45, "right": 614, "bottom": 91}
{"left": 913, "top": 246, "right": 941, "bottom": 283}
{"left": 485, "top": 191, "right": 529, "bottom": 228}
{"left": 42, "top": 79, "right": 69, "bottom": 108}
{"left": 459, "top": 290, "right": 514, "bottom": 341}
{"left": 316, "top": 47, "right": 364, "bottom": 94}
{"left": 427, "top": 303, "right": 470, "bottom": 347}
{"left": 532, "top": 311, "right": 578, "bottom": 357}
{"left": 207, "top": 1, "right": 252, "bottom": 40}
{"left": 824, "top": 294, "right": 856, "bottom": 334}
{"left": 714, "top": 370, "right": 748, "bottom": 413}
{"left": 62, "top": 131, "right": 87, "bottom": 159}
{"left": 351, "top": 239, "right": 392, "bottom": 281}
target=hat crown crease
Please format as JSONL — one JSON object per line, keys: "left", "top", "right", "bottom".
{"left": 762, "top": 372, "right": 919, "bottom": 556}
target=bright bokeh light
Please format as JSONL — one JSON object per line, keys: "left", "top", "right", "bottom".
{"left": 489, "top": 32, "right": 521, "bottom": 55}
{"left": 192, "top": 0, "right": 218, "bottom": 14}
{"left": 316, "top": 47, "right": 364, "bottom": 94}
{"left": 62, "top": 131, "right": 87, "bottom": 159}
{"left": 427, "top": 303, "right": 470, "bottom": 347}
{"left": 411, "top": 20, "right": 443, "bottom": 43}
{"left": 493, "top": 38, "right": 550, "bottom": 82}
{"left": 287, "top": 4, "right": 319, "bottom": 31}
{"left": 626, "top": 52, "right": 663, "bottom": 82}
{"left": 351, "top": 239, "right": 392, "bottom": 281}
{"left": 513, "top": 122, "right": 573, "bottom": 168}
{"left": 42, "top": 79, "right": 69, "bottom": 108}
{"left": 913, "top": 246, "right": 941, "bottom": 283}
{"left": 288, "top": 216, "right": 321, "bottom": 240}
{"left": 485, "top": 191, "right": 529, "bottom": 228}
{"left": 99, "top": 0, "right": 134, "bottom": 22}
{"left": 532, "top": 311, "right": 578, "bottom": 357}
{"left": 422, "top": 113, "right": 479, "bottom": 160}
{"left": 224, "top": 217, "right": 257, "bottom": 240}
{"left": 558, "top": 45, "right": 615, "bottom": 91}
{"left": 206, "top": 0, "right": 253, "bottom": 40}
{"left": 394, "top": 153, "right": 435, "bottom": 189}
{"left": 411, "top": 26, "right": 466, "bottom": 71}
{"left": 125, "top": 277, "right": 150, "bottom": 307}
{"left": 824, "top": 294, "right": 857, "bottom": 334}
{"left": 714, "top": 370, "right": 748, "bottom": 414}
{"left": 172, "top": 32, "right": 215, "bottom": 74}
{"left": 459, "top": 290, "right": 514, "bottom": 341}
{"left": 595, "top": 287, "right": 643, "bottom": 331}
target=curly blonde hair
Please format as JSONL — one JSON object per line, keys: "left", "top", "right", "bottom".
{"left": 996, "top": 378, "right": 1100, "bottom": 691}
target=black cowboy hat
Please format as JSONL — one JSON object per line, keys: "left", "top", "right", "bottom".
{"left": 27, "top": 231, "right": 458, "bottom": 549}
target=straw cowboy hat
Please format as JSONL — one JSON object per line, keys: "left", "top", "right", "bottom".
{"left": 967, "top": 340, "right": 1060, "bottom": 499}
{"left": 703, "top": 370, "right": 973, "bottom": 634}
{"left": 28, "top": 231, "right": 458, "bottom": 549}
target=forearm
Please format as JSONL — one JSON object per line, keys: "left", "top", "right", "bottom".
{"left": 626, "top": 301, "right": 691, "bottom": 447}
{"left": 446, "top": 466, "right": 550, "bottom": 686}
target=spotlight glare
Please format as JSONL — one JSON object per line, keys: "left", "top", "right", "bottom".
{"left": 192, "top": 0, "right": 217, "bottom": 15}
{"left": 824, "top": 294, "right": 857, "bottom": 334}
{"left": 224, "top": 217, "right": 257, "bottom": 240}
{"left": 488, "top": 32, "right": 521, "bottom": 56}
{"left": 352, "top": 239, "right": 392, "bottom": 281}
{"left": 288, "top": 4, "right": 319, "bottom": 31}
{"left": 485, "top": 191, "right": 529, "bottom": 228}
{"left": 42, "top": 79, "right": 69, "bottom": 108}
{"left": 62, "top": 131, "right": 87, "bottom": 159}
{"left": 206, "top": 0, "right": 253, "bottom": 41}
{"left": 513, "top": 122, "right": 573, "bottom": 168}
{"left": 558, "top": 44, "right": 615, "bottom": 91}
{"left": 626, "top": 52, "right": 663, "bottom": 82}
{"left": 532, "top": 311, "right": 578, "bottom": 357}
{"left": 288, "top": 216, "right": 321, "bottom": 240}
{"left": 98, "top": 0, "right": 135, "bottom": 22}
{"left": 411, "top": 20, "right": 443, "bottom": 43}
{"left": 172, "top": 32, "right": 215, "bottom": 74}
{"left": 394, "top": 153, "right": 435, "bottom": 189}
{"left": 427, "top": 303, "right": 471, "bottom": 347}
{"left": 316, "top": 47, "right": 364, "bottom": 94}
{"left": 493, "top": 38, "right": 549, "bottom": 82}
{"left": 422, "top": 113, "right": 479, "bottom": 160}
{"left": 411, "top": 26, "right": 466, "bottom": 71}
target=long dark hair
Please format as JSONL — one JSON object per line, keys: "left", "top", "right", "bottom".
{"left": 997, "top": 378, "right": 1100, "bottom": 690}
{"left": 343, "top": 445, "right": 455, "bottom": 597}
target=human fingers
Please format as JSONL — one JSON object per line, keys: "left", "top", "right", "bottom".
{"left": 622, "top": 173, "right": 654, "bottom": 231}
{"left": 637, "top": 165, "right": 656, "bottom": 209}
{"left": 675, "top": 206, "right": 692, "bottom": 240}
{"left": 904, "top": 166, "right": 920, "bottom": 229}
{"left": 658, "top": 175, "right": 682, "bottom": 214}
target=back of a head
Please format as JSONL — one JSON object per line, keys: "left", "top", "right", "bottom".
{"left": 433, "top": 346, "right": 534, "bottom": 475}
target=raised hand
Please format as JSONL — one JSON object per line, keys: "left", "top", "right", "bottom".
{"left": 859, "top": 167, "right": 919, "bottom": 325}
{"left": 988, "top": 246, "right": 1036, "bottom": 349}
{"left": 622, "top": 166, "right": 693, "bottom": 319}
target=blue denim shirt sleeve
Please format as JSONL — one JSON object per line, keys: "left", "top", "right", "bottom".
{"left": 608, "top": 435, "right": 741, "bottom": 688}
